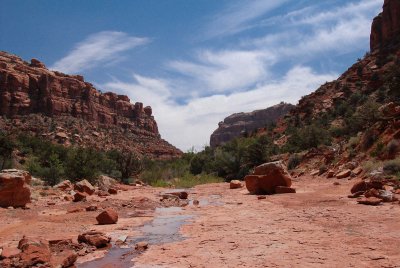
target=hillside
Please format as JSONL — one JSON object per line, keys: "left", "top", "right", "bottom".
{"left": 0, "top": 52, "right": 182, "bottom": 159}
{"left": 210, "top": 102, "right": 294, "bottom": 148}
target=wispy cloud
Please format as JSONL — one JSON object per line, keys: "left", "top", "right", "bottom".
{"left": 51, "top": 31, "right": 149, "bottom": 74}
{"left": 168, "top": 49, "right": 274, "bottom": 94}
{"left": 203, "top": 0, "right": 288, "bottom": 39}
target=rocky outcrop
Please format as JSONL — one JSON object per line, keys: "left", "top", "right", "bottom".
{"left": 210, "top": 102, "right": 294, "bottom": 147}
{"left": 0, "top": 169, "right": 31, "bottom": 207}
{"left": 370, "top": 0, "right": 400, "bottom": 51}
{"left": 0, "top": 51, "right": 182, "bottom": 159}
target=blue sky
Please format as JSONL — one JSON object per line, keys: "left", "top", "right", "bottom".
{"left": 0, "top": 0, "right": 383, "bottom": 150}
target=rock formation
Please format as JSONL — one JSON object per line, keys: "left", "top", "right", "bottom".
{"left": 0, "top": 51, "right": 182, "bottom": 158}
{"left": 210, "top": 102, "right": 294, "bottom": 147}
{"left": 370, "top": 0, "right": 400, "bottom": 51}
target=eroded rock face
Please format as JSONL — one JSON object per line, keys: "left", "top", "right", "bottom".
{"left": 0, "top": 169, "right": 31, "bottom": 207}
{"left": 210, "top": 102, "right": 294, "bottom": 148}
{"left": 0, "top": 51, "right": 182, "bottom": 159}
{"left": 245, "top": 161, "right": 292, "bottom": 194}
{"left": 370, "top": 0, "right": 400, "bottom": 51}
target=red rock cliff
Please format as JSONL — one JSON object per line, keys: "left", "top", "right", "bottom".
{"left": 0, "top": 51, "right": 182, "bottom": 159}
{"left": 370, "top": 0, "right": 400, "bottom": 51}
{"left": 0, "top": 52, "right": 158, "bottom": 135}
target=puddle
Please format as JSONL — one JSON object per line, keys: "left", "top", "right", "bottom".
{"left": 77, "top": 207, "right": 193, "bottom": 268}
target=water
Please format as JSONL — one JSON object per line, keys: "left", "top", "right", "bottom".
{"left": 77, "top": 206, "right": 193, "bottom": 268}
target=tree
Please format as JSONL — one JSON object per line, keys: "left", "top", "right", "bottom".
{"left": 0, "top": 133, "right": 15, "bottom": 169}
{"left": 65, "top": 147, "right": 103, "bottom": 183}
{"left": 110, "top": 150, "right": 144, "bottom": 183}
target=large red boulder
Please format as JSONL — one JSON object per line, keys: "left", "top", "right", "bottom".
{"left": 245, "top": 161, "right": 292, "bottom": 194}
{"left": 0, "top": 169, "right": 31, "bottom": 208}
{"left": 96, "top": 208, "right": 118, "bottom": 225}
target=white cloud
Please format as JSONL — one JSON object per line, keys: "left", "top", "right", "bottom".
{"left": 104, "top": 66, "right": 337, "bottom": 151}
{"left": 168, "top": 49, "right": 274, "bottom": 94}
{"left": 51, "top": 31, "right": 149, "bottom": 74}
{"left": 204, "top": 0, "right": 289, "bottom": 38}
{"left": 242, "top": 0, "right": 381, "bottom": 60}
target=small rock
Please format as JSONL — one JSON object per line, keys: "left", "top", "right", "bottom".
{"left": 326, "top": 170, "right": 335, "bottom": 178}
{"left": 333, "top": 182, "right": 340, "bottom": 186}
{"left": 96, "top": 208, "right": 118, "bottom": 225}
{"left": 357, "top": 197, "right": 382, "bottom": 206}
{"left": 165, "top": 191, "right": 188, "bottom": 200}
{"left": 108, "top": 188, "right": 118, "bottom": 195}
{"left": 257, "top": 196, "right": 267, "bottom": 200}
{"left": 229, "top": 180, "right": 243, "bottom": 189}
{"left": 336, "top": 169, "right": 351, "bottom": 179}
{"left": 54, "top": 180, "right": 73, "bottom": 191}
{"left": 78, "top": 231, "right": 111, "bottom": 248}
{"left": 85, "top": 205, "right": 98, "bottom": 211}
{"left": 310, "top": 170, "right": 319, "bottom": 176}
{"left": 193, "top": 199, "right": 200, "bottom": 206}
{"left": 352, "top": 167, "right": 363, "bottom": 176}
{"left": 348, "top": 191, "right": 365, "bottom": 198}
{"left": 135, "top": 241, "right": 149, "bottom": 251}
{"left": 73, "top": 191, "right": 87, "bottom": 202}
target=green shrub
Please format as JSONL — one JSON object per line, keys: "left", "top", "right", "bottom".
{"left": 287, "top": 154, "right": 301, "bottom": 170}
{"left": 383, "top": 158, "right": 400, "bottom": 174}
{"left": 387, "top": 140, "right": 400, "bottom": 156}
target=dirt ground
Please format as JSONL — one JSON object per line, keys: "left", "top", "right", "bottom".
{"left": 136, "top": 176, "right": 400, "bottom": 268}
{"left": 1, "top": 176, "right": 400, "bottom": 267}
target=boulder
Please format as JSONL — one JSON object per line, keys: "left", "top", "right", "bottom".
{"left": 245, "top": 161, "right": 292, "bottom": 194}
{"left": 336, "top": 169, "right": 351, "bottom": 179}
{"left": 350, "top": 180, "right": 384, "bottom": 194}
{"left": 96, "top": 209, "right": 118, "bottom": 225}
{"left": 54, "top": 180, "right": 73, "bottom": 191}
{"left": 78, "top": 231, "right": 111, "bottom": 248}
{"left": 74, "top": 179, "right": 95, "bottom": 195}
{"left": 229, "top": 180, "right": 243, "bottom": 189}
{"left": 96, "top": 175, "right": 117, "bottom": 192}
{"left": 17, "top": 237, "right": 51, "bottom": 267}
{"left": 0, "top": 169, "right": 31, "bottom": 208}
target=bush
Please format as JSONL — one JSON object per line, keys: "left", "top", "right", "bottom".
{"left": 383, "top": 158, "right": 400, "bottom": 174}
{"left": 0, "top": 133, "right": 15, "bottom": 169}
{"left": 288, "top": 154, "right": 301, "bottom": 170}
{"left": 387, "top": 139, "right": 400, "bottom": 156}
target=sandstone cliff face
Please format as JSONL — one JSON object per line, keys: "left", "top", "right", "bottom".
{"left": 210, "top": 103, "right": 294, "bottom": 147}
{"left": 370, "top": 0, "right": 400, "bottom": 51}
{"left": 0, "top": 52, "right": 182, "bottom": 159}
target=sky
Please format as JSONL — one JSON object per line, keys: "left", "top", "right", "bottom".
{"left": 0, "top": 0, "right": 383, "bottom": 151}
